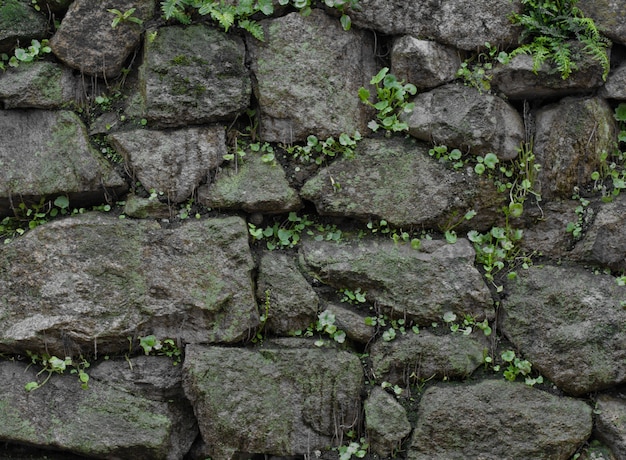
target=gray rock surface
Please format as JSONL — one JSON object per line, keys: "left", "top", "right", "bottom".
{"left": 350, "top": 0, "right": 521, "bottom": 50}
{"left": 364, "top": 387, "right": 411, "bottom": 457}
{"left": 594, "top": 393, "right": 626, "bottom": 457}
{"left": 299, "top": 237, "right": 493, "bottom": 325}
{"left": 391, "top": 36, "right": 460, "bottom": 89}
{"left": 0, "top": 110, "right": 126, "bottom": 215}
{"left": 408, "top": 380, "right": 592, "bottom": 459}
{"left": 403, "top": 83, "right": 525, "bottom": 160}
{"left": 139, "top": 24, "right": 251, "bottom": 127}
{"left": 255, "top": 251, "right": 318, "bottom": 335}
{"left": 0, "top": 0, "right": 48, "bottom": 53}
{"left": 329, "top": 302, "right": 375, "bottom": 345}
{"left": 501, "top": 265, "right": 626, "bottom": 395}
{"left": 300, "top": 137, "right": 505, "bottom": 231}
{"left": 247, "top": 9, "right": 376, "bottom": 143}
{"left": 49, "top": 0, "right": 154, "bottom": 78}
{"left": 183, "top": 341, "right": 363, "bottom": 460}
{"left": 199, "top": 152, "right": 301, "bottom": 213}
{"left": 0, "top": 214, "right": 259, "bottom": 356}
{"left": 600, "top": 60, "right": 626, "bottom": 99}
{"left": 370, "top": 330, "right": 488, "bottom": 385}
{"left": 0, "top": 61, "right": 80, "bottom": 109}
{"left": 109, "top": 125, "right": 226, "bottom": 203}
{"left": 534, "top": 96, "right": 616, "bottom": 200}
{"left": 579, "top": 0, "right": 626, "bottom": 45}
{"left": 0, "top": 357, "right": 197, "bottom": 459}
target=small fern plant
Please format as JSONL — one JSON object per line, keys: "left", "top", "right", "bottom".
{"left": 509, "top": 0, "right": 610, "bottom": 80}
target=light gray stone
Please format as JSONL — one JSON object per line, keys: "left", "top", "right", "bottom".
{"left": 247, "top": 9, "right": 376, "bottom": 143}
{"left": 365, "top": 387, "right": 411, "bottom": 457}
{"left": 49, "top": 0, "right": 154, "bottom": 78}
{"left": 403, "top": 83, "right": 525, "bottom": 160}
{"left": 109, "top": 125, "right": 226, "bottom": 203}
{"left": 408, "top": 380, "right": 592, "bottom": 459}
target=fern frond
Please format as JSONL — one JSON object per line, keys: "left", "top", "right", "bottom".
{"left": 580, "top": 36, "right": 610, "bottom": 80}
{"left": 550, "top": 40, "right": 574, "bottom": 79}
{"left": 239, "top": 19, "right": 265, "bottom": 41}
{"left": 161, "top": 0, "right": 181, "bottom": 19}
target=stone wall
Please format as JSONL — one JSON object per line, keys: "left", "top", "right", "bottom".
{"left": 1, "top": 0, "right": 626, "bottom": 459}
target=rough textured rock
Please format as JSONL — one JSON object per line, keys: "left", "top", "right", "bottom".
{"left": 594, "top": 393, "right": 626, "bottom": 457}
{"left": 579, "top": 0, "right": 626, "bottom": 45}
{"left": 328, "top": 302, "right": 375, "bottom": 345}
{"left": 408, "top": 380, "right": 592, "bottom": 459}
{"left": 491, "top": 44, "right": 608, "bottom": 99}
{"left": 139, "top": 24, "right": 250, "bottom": 127}
{"left": 247, "top": 9, "right": 376, "bottom": 143}
{"left": 0, "top": 214, "right": 259, "bottom": 356}
{"left": 49, "top": 0, "right": 154, "bottom": 78}
{"left": 370, "top": 330, "right": 488, "bottom": 385}
{"left": 0, "top": 357, "right": 197, "bottom": 459}
{"left": 570, "top": 194, "right": 626, "bottom": 271}
{"left": 183, "top": 341, "right": 363, "bottom": 460}
{"left": 0, "top": 0, "right": 48, "bottom": 53}
{"left": 518, "top": 200, "right": 579, "bottom": 259}
{"left": 199, "top": 153, "right": 301, "bottom": 213}
{"left": 403, "top": 83, "right": 525, "bottom": 160}
{"left": 350, "top": 0, "right": 521, "bottom": 50}
{"left": 299, "top": 237, "right": 493, "bottom": 325}
{"left": 300, "top": 137, "right": 505, "bottom": 231}
{"left": 364, "top": 387, "right": 411, "bottom": 457}
{"left": 534, "top": 96, "right": 616, "bottom": 200}
{"left": 391, "top": 36, "right": 460, "bottom": 89}
{"left": 123, "top": 193, "right": 171, "bottom": 219}
{"left": 0, "top": 110, "right": 126, "bottom": 215}
{"left": 0, "top": 61, "right": 80, "bottom": 109}
{"left": 109, "top": 125, "right": 226, "bottom": 203}
{"left": 600, "top": 60, "right": 626, "bottom": 99}
{"left": 501, "top": 265, "right": 626, "bottom": 395}
{"left": 255, "top": 251, "right": 318, "bottom": 335}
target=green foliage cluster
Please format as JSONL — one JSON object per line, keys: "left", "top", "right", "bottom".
{"left": 509, "top": 0, "right": 610, "bottom": 80}
{"left": 497, "top": 349, "right": 543, "bottom": 386}
{"left": 107, "top": 7, "right": 144, "bottom": 29}
{"left": 293, "top": 309, "right": 346, "bottom": 346}
{"left": 0, "top": 38, "right": 51, "bottom": 71}
{"left": 456, "top": 42, "right": 510, "bottom": 92}
{"left": 248, "top": 212, "right": 342, "bottom": 250}
{"left": 365, "top": 219, "right": 423, "bottom": 250}
{"left": 337, "top": 438, "right": 368, "bottom": 460}
{"left": 25, "top": 351, "right": 90, "bottom": 392}
{"left": 225, "top": 139, "right": 277, "bottom": 165}
{"left": 339, "top": 287, "right": 366, "bottom": 304}
{"left": 161, "top": 0, "right": 359, "bottom": 41}
{"left": 359, "top": 67, "right": 416, "bottom": 133}
{"left": 284, "top": 131, "right": 361, "bottom": 165}
{"left": 442, "top": 311, "right": 492, "bottom": 336}
{"left": 364, "top": 314, "right": 418, "bottom": 342}
{"left": 138, "top": 335, "right": 182, "bottom": 365}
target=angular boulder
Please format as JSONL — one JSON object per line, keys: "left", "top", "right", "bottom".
{"left": 403, "top": 83, "right": 525, "bottom": 160}
{"left": 364, "top": 387, "right": 411, "bottom": 457}
{"left": 299, "top": 237, "right": 493, "bottom": 325}
{"left": 0, "top": 110, "right": 126, "bottom": 215}
{"left": 139, "top": 24, "right": 251, "bottom": 127}
{"left": 108, "top": 125, "right": 226, "bottom": 203}
{"left": 594, "top": 393, "right": 626, "bottom": 456}
{"left": 0, "top": 214, "right": 259, "bottom": 356}
{"left": 300, "top": 137, "right": 505, "bottom": 231}
{"left": 183, "top": 341, "right": 363, "bottom": 459}
{"left": 49, "top": 0, "right": 154, "bottom": 78}
{"left": 247, "top": 9, "right": 376, "bottom": 143}
{"left": 408, "top": 380, "right": 592, "bottom": 459}
{"left": 600, "top": 61, "right": 626, "bottom": 99}
{"left": 0, "top": 357, "right": 197, "bottom": 459}
{"left": 501, "top": 264, "right": 626, "bottom": 395}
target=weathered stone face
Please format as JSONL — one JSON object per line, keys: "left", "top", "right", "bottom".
{"left": 0, "top": 0, "right": 48, "bottom": 53}
{"left": 139, "top": 24, "right": 251, "bottom": 127}
{"left": 0, "top": 214, "right": 259, "bottom": 356}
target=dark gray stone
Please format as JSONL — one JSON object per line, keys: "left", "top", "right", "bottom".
{"left": 364, "top": 387, "right": 411, "bottom": 457}
{"left": 0, "top": 0, "right": 48, "bottom": 53}
{"left": 594, "top": 393, "right": 626, "bottom": 458}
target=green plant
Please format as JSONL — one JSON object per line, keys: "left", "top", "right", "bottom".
{"left": 442, "top": 311, "right": 492, "bottom": 336}
{"left": 252, "top": 289, "right": 271, "bottom": 344}
{"left": 107, "top": 7, "right": 144, "bottom": 29}
{"left": 457, "top": 42, "right": 510, "bottom": 92}
{"left": 365, "top": 219, "right": 423, "bottom": 250}
{"left": 509, "top": 0, "right": 610, "bottom": 80}
{"left": 428, "top": 145, "right": 465, "bottom": 170}
{"left": 381, "top": 380, "right": 403, "bottom": 396}
{"left": 364, "top": 313, "right": 420, "bottom": 340}
{"left": 359, "top": 67, "right": 417, "bottom": 133}
{"left": 442, "top": 209, "right": 476, "bottom": 244}
{"left": 1, "top": 38, "right": 51, "bottom": 71}
{"left": 498, "top": 349, "right": 543, "bottom": 386}
{"left": 566, "top": 190, "right": 591, "bottom": 240}
{"left": 248, "top": 212, "right": 314, "bottom": 250}
{"left": 24, "top": 351, "right": 90, "bottom": 391}
{"left": 339, "top": 287, "right": 366, "bottom": 304}
{"left": 337, "top": 438, "right": 368, "bottom": 460}
{"left": 138, "top": 335, "right": 182, "bottom": 365}
{"left": 284, "top": 132, "right": 361, "bottom": 165}
{"left": 293, "top": 309, "right": 347, "bottom": 346}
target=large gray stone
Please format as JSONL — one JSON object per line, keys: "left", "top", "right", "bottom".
{"left": 299, "top": 237, "right": 493, "bottom": 325}
{"left": 300, "top": 137, "right": 505, "bottom": 231}
{"left": 534, "top": 96, "right": 616, "bottom": 200}
{"left": 183, "top": 341, "right": 363, "bottom": 460}
{"left": 0, "top": 110, "right": 126, "bottom": 215}
{"left": 403, "top": 83, "right": 525, "bottom": 160}
{"left": 0, "top": 0, "right": 48, "bottom": 53}
{"left": 49, "top": 0, "right": 154, "bottom": 78}
{"left": 370, "top": 330, "right": 488, "bottom": 386}
{"left": 0, "top": 357, "right": 197, "bottom": 459}
{"left": 0, "top": 61, "right": 80, "bottom": 109}
{"left": 594, "top": 393, "right": 626, "bottom": 458}
{"left": 109, "top": 125, "right": 226, "bottom": 203}
{"left": 247, "top": 9, "right": 376, "bottom": 143}
{"left": 364, "top": 387, "right": 411, "bottom": 457}
{"left": 0, "top": 214, "right": 259, "bottom": 356}
{"left": 139, "top": 24, "right": 251, "bottom": 127}
{"left": 350, "top": 0, "right": 521, "bottom": 50}
{"left": 408, "top": 380, "right": 592, "bottom": 459}
{"left": 501, "top": 265, "right": 626, "bottom": 395}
